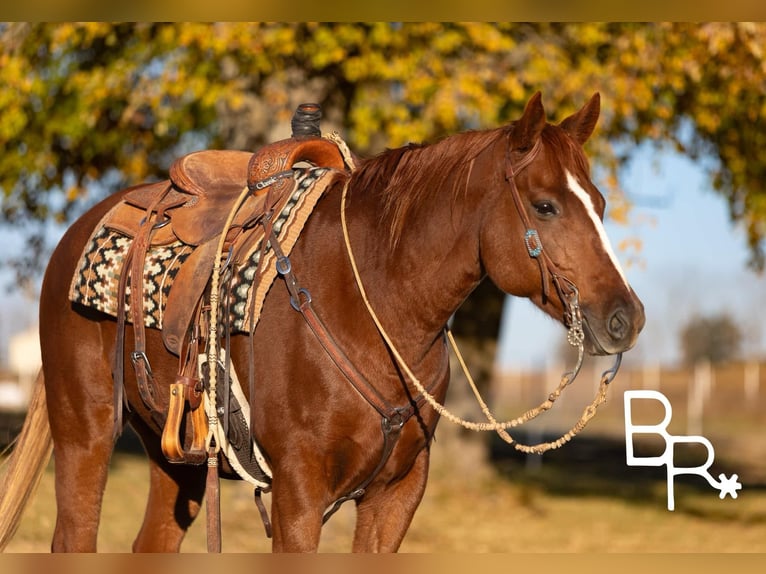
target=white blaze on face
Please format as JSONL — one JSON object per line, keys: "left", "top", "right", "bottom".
{"left": 565, "top": 170, "right": 630, "bottom": 289}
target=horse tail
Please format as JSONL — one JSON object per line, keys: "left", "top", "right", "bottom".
{"left": 0, "top": 371, "right": 53, "bottom": 551}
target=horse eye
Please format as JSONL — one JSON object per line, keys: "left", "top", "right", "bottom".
{"left": 533, "top": 200, "right": 559, "bottom": 217}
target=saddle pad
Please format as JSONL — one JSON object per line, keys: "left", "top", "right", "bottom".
{"left": 69, "top": 167, "right": 339, "bottom": 332}
{"left": 69, "top": 230, "right": 193, "bottom": 329}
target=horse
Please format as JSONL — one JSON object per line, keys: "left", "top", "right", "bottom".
{"left": 0, "top": 92, "right": 644, "bottom": 552}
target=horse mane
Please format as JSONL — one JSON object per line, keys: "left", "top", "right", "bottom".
{"left": 349, "top": 121, "right": 593, "bottom": 248}
{"left": 350, "top": 126, "right": 509, "bottom": 248}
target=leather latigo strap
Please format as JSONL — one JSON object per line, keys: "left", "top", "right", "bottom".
{"left": 113, "top": 185, "right": 171, "bottom": 433}
{"left": 128, "top": 215, "right": 164, "bottom": 415}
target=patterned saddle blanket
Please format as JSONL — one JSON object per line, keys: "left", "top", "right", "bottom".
{"left": 69, "top": 165, "right": 340, "bottom": 347}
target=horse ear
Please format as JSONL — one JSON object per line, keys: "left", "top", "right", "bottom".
{"left": 559, "top": 92, "right": 601, "bottom": 144}
{"left": 511, "top": 91, "right": 546, "bottom": 151}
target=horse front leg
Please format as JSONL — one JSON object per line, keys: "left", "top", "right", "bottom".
{"left": 351, "top": 446, "right": 430, "bottom": 552}
{"left": 269, "top": 487, "right": 325, "bottom": 552}
{"left": 129, "top": 416, "right": 207, "bottom": 552}
{"left": 268, "top": 458, "right": 329, "bottom": 552}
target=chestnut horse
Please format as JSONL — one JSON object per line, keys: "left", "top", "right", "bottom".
{"left": 0, "top": 92, "right": 643, "bottom": 552}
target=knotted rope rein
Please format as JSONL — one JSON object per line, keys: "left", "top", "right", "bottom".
{"left": 204, "top": 184, "right": 253, "bottom": 454}
{"left": 338, "top": 134, "right": 623, "bottom": 455}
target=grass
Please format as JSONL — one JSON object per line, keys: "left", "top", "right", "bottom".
{"left": 3, "top": 416, "right": 766, "bottom": 553}
{"left": 3, "top": 358, "right": 765, "bottom": 553}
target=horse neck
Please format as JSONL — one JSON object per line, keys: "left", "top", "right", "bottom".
{"left": 345, "top": 153, "right": 488, "bottom": 344}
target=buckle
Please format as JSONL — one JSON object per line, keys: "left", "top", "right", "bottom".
{"left": 130, "top": 351, "right": 153, "bottom": 378}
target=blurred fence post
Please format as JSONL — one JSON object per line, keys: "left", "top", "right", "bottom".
{"left": 687, "top": 360, "right": 711, "bottom": 436}
{"left": 642, "top": 362, "right": 661, "bottom": 390}
{"left": 744, "top": 360, "right": 760, "bottom": 408}
{"left": 506, "top": 360, "right": 525, "bottom": 406}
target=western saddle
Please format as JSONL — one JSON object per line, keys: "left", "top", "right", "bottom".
{"left": 109, "top": 104, "right": 351, "bottom": 468}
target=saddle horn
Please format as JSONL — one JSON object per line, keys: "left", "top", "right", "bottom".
{"left": 247, "top": 102, "right": 347, "bottom": 196}
{"left": 291, "top": 103, "right": 323, "bottom": 138}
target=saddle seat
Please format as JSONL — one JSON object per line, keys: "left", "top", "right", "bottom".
{"left": 119, "top": 137, "right": 347, "bottom": 247}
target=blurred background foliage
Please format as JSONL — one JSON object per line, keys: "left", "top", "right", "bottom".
{"left": 2, "top": 22, "right": 765, "bottom": 276}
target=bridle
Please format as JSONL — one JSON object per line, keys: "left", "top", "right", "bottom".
{"left": 503, "top": 135, "right": 586, "bottom": 353}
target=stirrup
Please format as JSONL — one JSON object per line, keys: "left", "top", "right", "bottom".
{"left": 161, "top": 376, "right": 208, "bottom": 465}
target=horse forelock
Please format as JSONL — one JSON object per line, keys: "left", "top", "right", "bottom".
{"left": 539, "top": 124, "right": 592, "bottom": 180}
{"left": 350, "top": 127, "right": 507, "bottom": 248}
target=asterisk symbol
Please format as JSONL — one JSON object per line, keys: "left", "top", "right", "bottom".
{"left": 717, "top": 473, "right": 742, "bottom": 499}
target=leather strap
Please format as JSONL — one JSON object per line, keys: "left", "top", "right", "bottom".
{"left": 205, "top": 449, "right": 222, "bottom": 552}
{"left": 266, "top": 226, "right": 449, "bottom": 521}
{"left": 504, "top": 136, "right": 579, "bottom": 308}
{"left": 112, "top": 242, "right": 133, "bottom": 436}
{"left": 254, "top": 488, "right": 273, "bottom": 538}
{"left": 112, "top": 185, "right": 173, "bottom": 436}
{"left": 321, "top": 411, "right": 405, "bottom": 523}
{"left": 129, "top": 189, "right": 173, "bottom": 417}
{"left": 129, "top": 220, "right": 164, "bottom": 415}
{"left": 247, "top": 186, "right": 280, "bottom": 436}
{"left": 268, "top": 227, "right": 416, "bottom": 422}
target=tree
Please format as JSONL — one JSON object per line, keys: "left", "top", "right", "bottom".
{"left": 680, "top": 313, "right": 743, "bottom": 365}
{"left": 3, "top": 23, "right": 766, "bottom": 273}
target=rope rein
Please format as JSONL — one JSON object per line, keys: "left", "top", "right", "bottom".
{"left": 338, "top": 139, "right": 623, "bottom": 454}
{"left": 205, "top": 184, "right": 253, "bottom": 453}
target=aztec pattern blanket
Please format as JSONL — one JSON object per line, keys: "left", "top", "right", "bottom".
{"left": 69, "top": 166, "right": 333, "bottom": 333}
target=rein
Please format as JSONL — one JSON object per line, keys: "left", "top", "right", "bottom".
{"left": 339, "top": 136, "right": 623, "bottom": 455}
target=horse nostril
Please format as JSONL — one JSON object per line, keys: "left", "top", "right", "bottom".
{"left": 607, "top": 308, "right": 630, "bottom": 342}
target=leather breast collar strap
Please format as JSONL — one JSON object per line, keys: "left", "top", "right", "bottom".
{"left": 265, "top": 225, "right": 436, "bottom": 524}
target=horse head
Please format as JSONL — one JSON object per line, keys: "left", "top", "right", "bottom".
{"left": 479, "top": 92, "right": 645, "bottom": 356}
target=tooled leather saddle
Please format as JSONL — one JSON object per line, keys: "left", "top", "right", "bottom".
{"left": 112, "top": 137, "right": 348, "bottom": 355}
{"left": 94, "top": 107, "right": 351, "bottom": 468}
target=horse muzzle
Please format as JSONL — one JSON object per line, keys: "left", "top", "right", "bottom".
{"left": 581, "top": 297, "right": 645, "bottom": 356}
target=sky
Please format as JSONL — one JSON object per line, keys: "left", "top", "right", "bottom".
{"left": 499, "top": 146, "right": 766, "bottom": 371}
{"left": 2, "top": 145, "right": 765, "bottom": 370}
